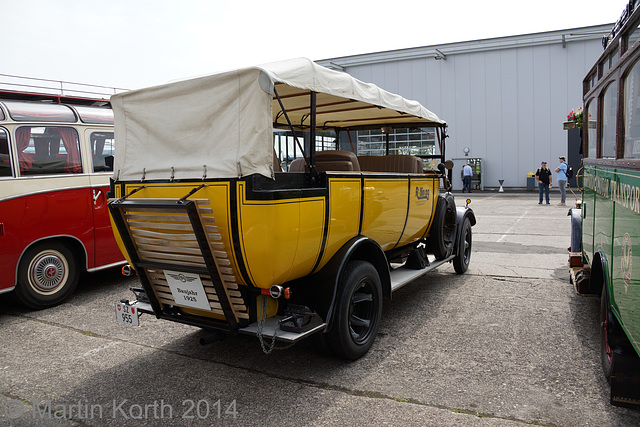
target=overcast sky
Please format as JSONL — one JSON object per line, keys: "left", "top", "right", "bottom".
{"left": 0, "top": 0, "right": 630, "bottom": 90}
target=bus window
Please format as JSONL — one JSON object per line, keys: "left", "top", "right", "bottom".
{"left": 601, "top": 81, "right": 618, "bottom": 158}
{"left": 91, "top": 131, "right": 114, "bottom": 172}
{"left": 0, "top": 128, "right": 11, "bottom": 177}
{"left": 624, "top": 59, "right": 640, "bottom": 158}
{"left": 17, "top": 126, "right": 82, "bottom": 175}
{"left": 586, "top": 99, "right": 597, "bottom": 159}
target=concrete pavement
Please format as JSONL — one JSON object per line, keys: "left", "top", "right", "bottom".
{"left": 1, "top": 191, "right": 638, "bottom": 426}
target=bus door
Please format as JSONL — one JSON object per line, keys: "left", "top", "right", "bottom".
{"left": 87, "top": 129, "right": 121, "bottom": 267}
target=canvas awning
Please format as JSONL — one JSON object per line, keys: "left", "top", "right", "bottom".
{"left": 111, "top": 58, "right": 445, "bottom": 182}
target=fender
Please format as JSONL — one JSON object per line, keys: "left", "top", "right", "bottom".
{"left": 591, "top": 252, "right": 609, "bottom": 302}
{"left": 290, "top": 236, "right": 390, "bottom": 334}
{"left": 569, "top": 208, "right": 582, "bottom": 252}
{"left": 455, "top": 206, "right": 476, "bottom": 244}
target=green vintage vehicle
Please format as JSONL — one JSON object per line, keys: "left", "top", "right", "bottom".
{"left": 569, "top": 0, "right": 640, "bottom": 407}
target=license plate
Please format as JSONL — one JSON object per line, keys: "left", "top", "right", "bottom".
{"left": 115, "top": 302, "right": 139, "bottom": 326}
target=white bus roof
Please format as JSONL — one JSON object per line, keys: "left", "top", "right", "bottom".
{"left": 111, "top": 57, "right": 445, "bottom": 181}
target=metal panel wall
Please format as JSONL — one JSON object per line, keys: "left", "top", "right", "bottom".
{"left": 319, "top": 26, "right": 608, "bottom": 189}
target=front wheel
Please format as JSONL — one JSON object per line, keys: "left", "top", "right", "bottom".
{"left": 453, "top": 217, "right": 472, "bottom": 274}
{"left": 14, "top": 242, "right": 80, "bottom": 309}
{"left": 329, "top": 261, "right": 383, "bottom": 360}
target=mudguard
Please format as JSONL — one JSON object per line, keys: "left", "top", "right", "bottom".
{"left": 569, "top": 208, "right": 582, "bottom": 252}
{"left": 293, "top": 236, "right": 390, "bottom": 334}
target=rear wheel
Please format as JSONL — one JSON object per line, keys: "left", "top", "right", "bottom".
{"left": 329, "top": 261, "right": 382, "bottom": 360}
{"left": 453, "top": 217, "right": 472, "bottom": 274}
{"left": 14, "top": 242, "right": 80, "bottom": 309}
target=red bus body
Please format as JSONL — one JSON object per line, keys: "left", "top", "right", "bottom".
{"left": 0, "top": 91, "right": 125, "bottom": 308}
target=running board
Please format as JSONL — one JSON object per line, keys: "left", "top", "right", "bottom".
{"left": 239, "top": 316, "right": 326, "bottom": 343}
{"left": 390, "top": 255, "right": 455, "bottom": 293}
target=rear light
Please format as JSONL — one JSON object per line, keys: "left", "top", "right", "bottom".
{"left": 122, "top": 264, "right": 135, "bottom": 276}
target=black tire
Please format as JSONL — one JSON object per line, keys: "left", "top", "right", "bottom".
{"left": 453, "top": 217, "right": 472, "bottom": 274}
{"left": 601, "top": 286, "right": 616, "bottom": 383}
{"left": 14, "top": 242, "right": 80, "bottom": 309}
{"left": 429, "top": 195, "right": 456, "bottom": 260}
{"left": 329, "top": 261, "right": 383, "bottom": 360}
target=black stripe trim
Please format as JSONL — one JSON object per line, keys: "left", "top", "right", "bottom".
{"left": 230, "top": 182, "right": 255, "bottom": 287}
{"left": 358, "top": 175, "right": 365, "bottom": 236}
{"left": 310, "top": 191, "right": 330, "bottom": 274}
{"left": 394, "top": 176, "right": 412, "bottom": 248}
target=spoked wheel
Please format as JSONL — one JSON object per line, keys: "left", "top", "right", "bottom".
{"left": 329, "top": 261, "right": 382, "bottom": 360}
{"left": 14, "top": 242, "right": 79, "bottom": 309}
{"left": 453, "top": 217, "right": 472, "bottom": 274}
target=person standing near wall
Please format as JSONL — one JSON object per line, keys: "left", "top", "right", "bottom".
{"left": 535, "top": 161, "right": 552, "bottom": 204}
{"left": 555, "top": 156, "right": 567, "bottom": 206}
{"left": 462, "top": 162, "right": 473, "bottom": 193}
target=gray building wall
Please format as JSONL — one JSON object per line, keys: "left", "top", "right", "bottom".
{"left": 317, "top": 25, "right": 611, "bottom": 189}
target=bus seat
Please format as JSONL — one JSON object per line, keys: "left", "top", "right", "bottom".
{"left": 288, "top": 157, "right": 306, "bottom": 172}
{"left": 315, "top": 150, "right": 360, "bottom": 172}
{"left": 288, "top": 151, "right": 360, "bottom": 172}
{"left": 34, "top": 139, "right": 50, "bottom": 161}
{"left": 358, "top": 155, "right": 424, "bottom": 173}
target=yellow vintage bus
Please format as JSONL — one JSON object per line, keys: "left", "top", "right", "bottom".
{"left": 110, "top": 58, "right": 475, "bottom": 359}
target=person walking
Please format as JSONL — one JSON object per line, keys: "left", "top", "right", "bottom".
{"left": 462, "top": 162, "right": 473, "bottom": 193}
{"left": 555, "top": 156, "right": 568, "bottom": 206}
{"left": 535, "top": 161, "right": 552, "bottom": 204}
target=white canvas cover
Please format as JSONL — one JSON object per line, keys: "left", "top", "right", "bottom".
{"left": 111, "top": 58, "right": 445, "bottom": 182}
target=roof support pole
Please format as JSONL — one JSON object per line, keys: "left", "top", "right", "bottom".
{"left": 309, "top": 91, "right": 317, "bottom": 178}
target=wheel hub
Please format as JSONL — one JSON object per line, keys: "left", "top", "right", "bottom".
{"left": 31, "top": 253, "right": 66, "bottom": 292}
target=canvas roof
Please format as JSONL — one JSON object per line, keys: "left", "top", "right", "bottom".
{"left": 111, "top": 57, "right": 445, "bottom": 181}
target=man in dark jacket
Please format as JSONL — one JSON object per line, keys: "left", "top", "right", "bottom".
{"left": 535, "top": 161, "right": 552, "bottom": 204}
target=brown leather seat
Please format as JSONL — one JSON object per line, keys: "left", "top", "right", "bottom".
{"left": 358, "top": 155, "right": 424, "bottom": 173}
{"left": 287, "top": 150, "right": 360, "bottom": 172}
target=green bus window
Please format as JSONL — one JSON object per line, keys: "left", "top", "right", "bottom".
{"left": 624, "top": 59, "right": 640, "bottom": 159}
{"left": 601, "top": 81, "right": 618, "bottom": 158}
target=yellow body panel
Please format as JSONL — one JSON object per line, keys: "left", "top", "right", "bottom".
{"left": 111, "top": 173, "right": 441, "bottom": 295}
{"left": 361, "top": 178, "right": 410, "bottom": 251}
{"left": 316, "top": 178, "right": 362, "bottom": 271}
{"left": 400, "top": 178, "right": 439, "bottom": 247}
{"left": 236, "top": 181, "right": 326, "bottom": 288}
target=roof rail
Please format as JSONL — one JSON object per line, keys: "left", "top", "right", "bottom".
{"left": 0, "top": 73, "right": 128, "bottom": 106}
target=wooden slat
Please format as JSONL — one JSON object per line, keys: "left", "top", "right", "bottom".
{"left": 128, "top": 221, "right": 219, "bottom": 233}
{"left": 133, "top": 237, "right": 201, "bottom": 249}
{"left": 136, "top": 243, "right": 204, "bottom": 256}
{"left": 125, "top": 213, "right": 216, "bottom": 223}
{"left": 130, "top": 228, "right": 197, "bottom": 240}
{"left": 139, "top": 251, "right": 206, "bottom": 266}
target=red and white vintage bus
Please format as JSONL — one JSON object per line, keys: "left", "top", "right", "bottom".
{"left": 0, "top": 86, "right": 125, "bottom": 308}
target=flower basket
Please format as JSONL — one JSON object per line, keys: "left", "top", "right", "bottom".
{"left": 565, "top": 107, "right": 583, "bottom": 130}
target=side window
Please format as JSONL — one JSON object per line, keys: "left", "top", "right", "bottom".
{"left": 586, "top": 99, "right": 597, "bottom": 159}
{"left": 91, "top": 131, "right": 115, "bottom": 172}
{"left": 624, "top": 59, "right": 640, "bottom": 159}
{"left": 601, "top": 81, "right": 618, "bottom": 158}
{"left": 0, "top": 128, "right": 12, "bottom": 177}
{"left": 18, "top": 126, "right": 82, "bottom": 176}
